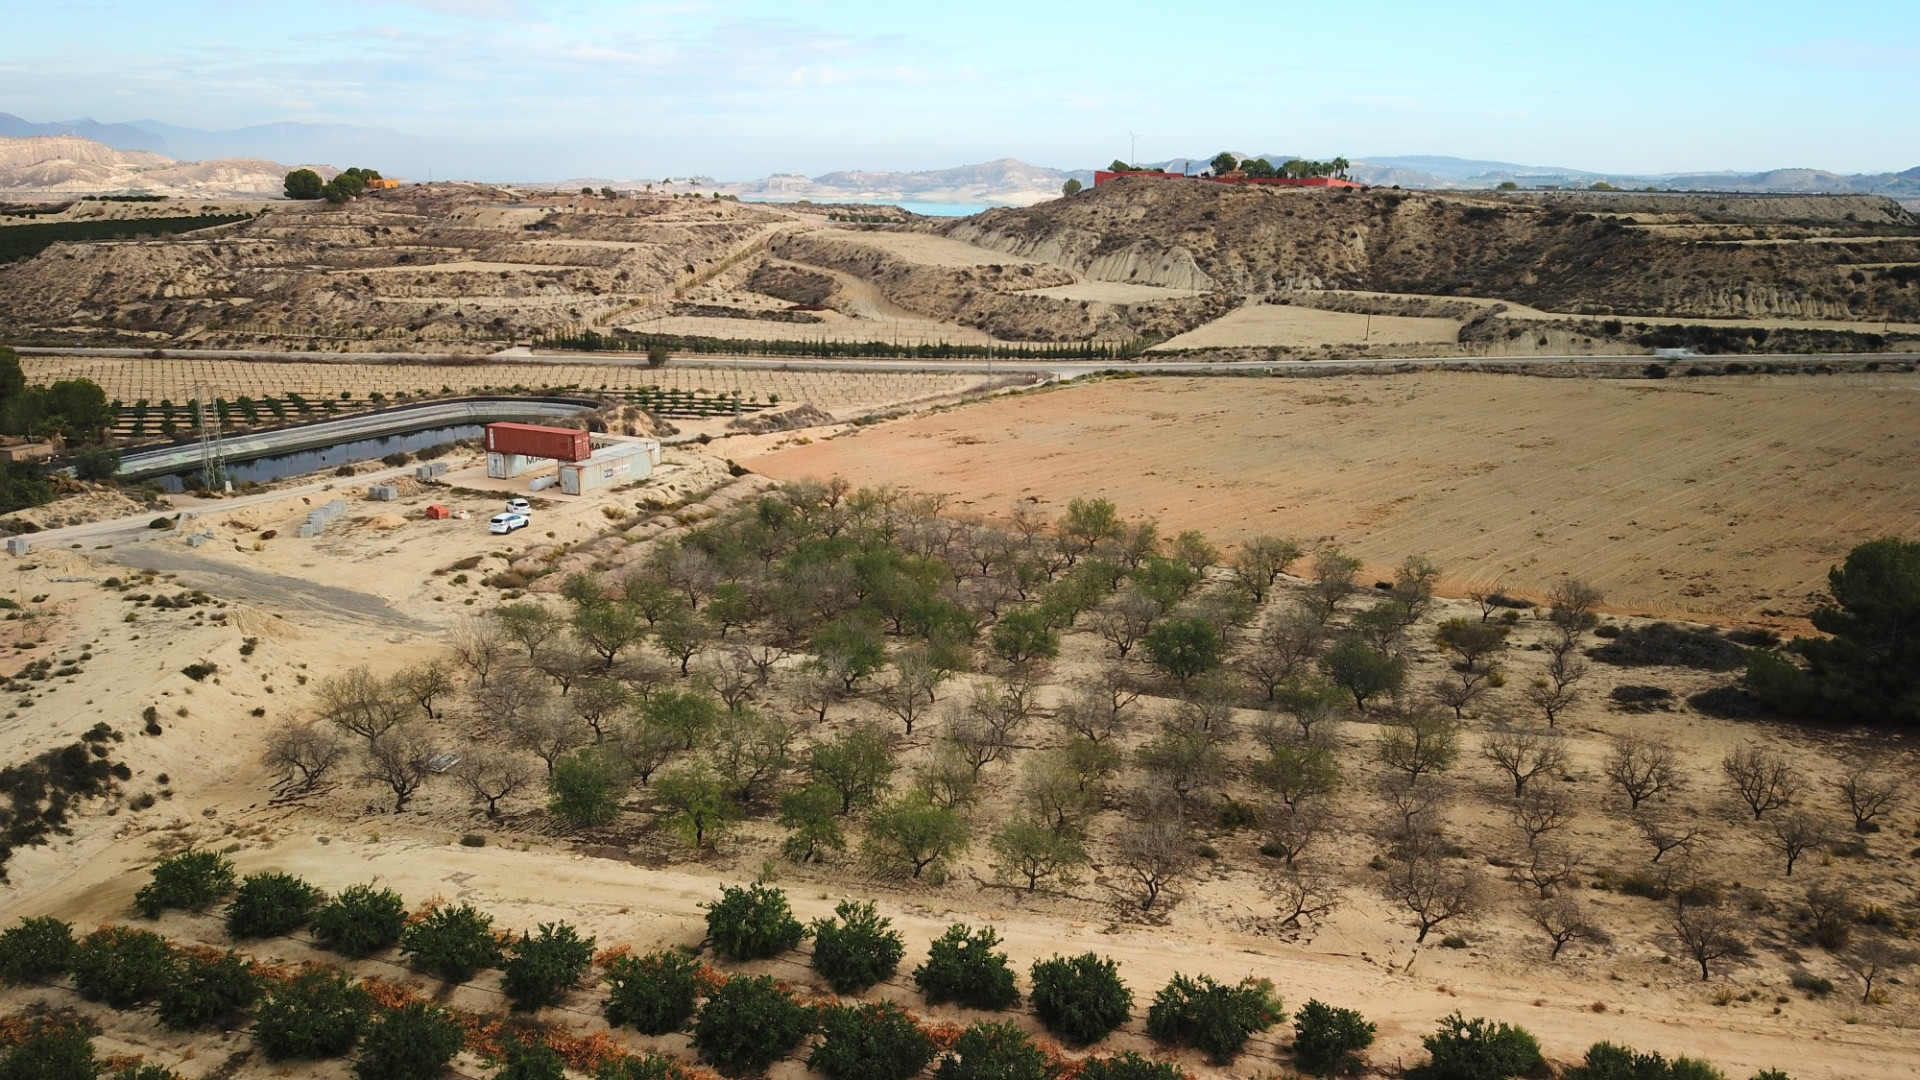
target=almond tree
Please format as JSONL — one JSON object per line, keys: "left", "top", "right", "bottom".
{"left": 1722, "top": 745, "right": 1801, "bottom": 820}
{"left": 1481, "top": 728, "right": 1566, "bottom": 798}
{"left": 1832, "top": 758, "right": 1899, "bottom": 832}
{"left": 1603, "top": 734, "right": 1680, "bottom": 809}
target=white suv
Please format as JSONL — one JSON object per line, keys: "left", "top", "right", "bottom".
{"left": 506, "top": 498, "right": 532, "bottom": 514}
{"left": 489, "top": 512, "right": 530, "bottom": 535}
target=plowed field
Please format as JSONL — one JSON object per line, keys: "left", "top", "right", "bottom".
{"left": 747, "top": 371, "right": 1920, "bottom": 624}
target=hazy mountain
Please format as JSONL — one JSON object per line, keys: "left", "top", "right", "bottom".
{"left": 0, "top": 113, "right": 169, "bottom": 154}
{"left": 124, "top": 119, "right": 418, "bottom": 170}
{"left": 0, "top": 135, "right": 308, "bottom": 197}
{"left": 723, "top": 158, "right": 1095, "bottom": 206}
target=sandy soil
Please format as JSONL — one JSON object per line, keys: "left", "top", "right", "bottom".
{"left": 743, "top": 372, "right": 1920, "bottom": 625}
{"left": 1155, "top": 304, "right": 1465, "bottom": 349}
{"left": 3, "top": 435, "right": 1919, "bottom": 1078}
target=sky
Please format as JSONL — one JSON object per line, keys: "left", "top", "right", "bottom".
{"left": 2, "top": 0, "right": 1915, "bottom": 181}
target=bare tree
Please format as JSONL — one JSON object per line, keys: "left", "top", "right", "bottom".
{"left": 471, "top": 667, "right": 549, "bottom": 726}
{"left": 1271, "top": 863, "right": 1342, "bottom": 927}
{"left": 1670, "top": 898, "right": 1748, "bottom": 981}
{"left": 1263, "top": 799, "right": 1335, "bottom": 866}
{"left": 1376, "top": 775, "right": 1451, "bottom": 857}
{"left": 314, "top": 666, "right": 411, "bottom": 744}
{"left": 700, "top": 645, "right": 759, "bottom": 710}
{"left": 1056, "top": 666, "right": 1139, "bottom": 744}
{"left": 1514, "top": 837, "right": 1580, "bottom": 899}
{"left": 1528, "top": 894, "right": 1605, "bottom": 960}
{"left": 362, "top": 725, "right": 441, "bottom": 813}
{"left": 1095, "top": 589, "right": 1160, "bottom": 660}
{"left": 743, "top": 641, "right": 792, "bottom": 684}
{"left": 449, "top": 614, "right": 508, "bottom": 687}
{"left": 1239, "top": 609, "right": 1326, "bottom": 701}
{"left": 1117, "top": 794, "right": 1193, "bottom": 910}
{"left": 1522, "top": 652, "right": 1586, "bottom": 728}
{"left": 1466, "top": 581, "right": 1508, "bottom": 623}
{"left": 508, "top": 702, "right": 586, "bottom": 776}
{"left": 1482, "top": 728, "right": 1567, "bottom": 798}
{"left": 1376, "top": 709, "right": 1461, "bottom": 782}
{"left": 1603, "top": 734, "right": 1681, "bottom": 810}
{"left": 393, "top": 658, "right": 456, "bottom": 720}
{"left": 1842, "top": 933, "right": 1919, "bottom": 1004}
{"left": 1510, "top": 786, "right": 1575, "bottom": 845}
{"left": 1769, "top": 811, "right": 1831, "bottom": 876}
{"left": 876, "top": 647, "right": 943, "bottom": 736}
{"left": 262, "top": 721, "right": 348, "bottom": 793}
{"left": 1384, "top": 853, "right": 1480, "bottom": 944}
{"left": 450, "top": 746, "right": 535, "bottom": 818}
{"left": 1832, "top": 759, "right": 1900, "bottom": 833}
{"left": 1547, "top": 579, "right": 1603, "bottom": 644}
{"left": 1803, "top": 883, "right": 1860, "bottom": 951}
{"left": 1722, "top": 744, "right": 1801, "bottom": 820}
{"left": 913, "top": 742, "right": 980, "bottom": 810}
{"left": 533, "top": 644, "right": 593, "bottom": 696}
{"left": 1632, "top": 810, "right": 1702, "bottom": 864}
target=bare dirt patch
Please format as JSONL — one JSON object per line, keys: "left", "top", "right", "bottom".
{"left": 1156, "top": 301, "right": 1463, "bottom": 349}
{"left": 745, "top": 371, "right": 1920, "bottom": 624}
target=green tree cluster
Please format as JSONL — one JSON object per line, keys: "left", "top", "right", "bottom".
{"left": 1748, "top": 538, "right": 1920, "bottom": 726}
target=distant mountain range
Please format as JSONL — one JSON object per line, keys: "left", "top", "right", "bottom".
{"left": 1, "top": 111, "right": 1915, "bottom": 204}
{"left": 0, "top": 113, "right": 433, "bottom": 174}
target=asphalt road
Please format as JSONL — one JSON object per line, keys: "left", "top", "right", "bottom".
{"left": 18, "top": 343, "right": 1920, "bottom": 381}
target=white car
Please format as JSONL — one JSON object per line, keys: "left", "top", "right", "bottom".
{"left": 488, "top": 512, "right": 530, "bottom": 535}
{"left": 506, "top": 498, "right": 532, "bottom": 514}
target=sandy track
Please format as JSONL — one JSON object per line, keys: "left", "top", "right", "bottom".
{"left": 744, "top": 372, "right": 1920, "bottom": 624}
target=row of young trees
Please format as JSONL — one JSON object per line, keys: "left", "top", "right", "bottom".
{"left": 256, "top": 479, "right": 1917, "bottom": 992}
{"left": 0, "top": 868, "right": 1803, "bottom": 1080}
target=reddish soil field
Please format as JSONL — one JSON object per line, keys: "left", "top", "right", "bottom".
{"left": 746, "top": 371, "right": 1920, "bottom": 625}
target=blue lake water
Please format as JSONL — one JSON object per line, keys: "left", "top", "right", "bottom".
{"left": 152, "top": 424, "right": 483, "bottom": 491}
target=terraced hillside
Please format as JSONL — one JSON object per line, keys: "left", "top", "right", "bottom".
{"left": 946, "top": 179, "right": 1920, "bottom": 324}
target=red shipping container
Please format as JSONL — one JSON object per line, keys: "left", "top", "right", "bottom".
{"left": 484, "top": 422, "right": 591, "bottom": 462}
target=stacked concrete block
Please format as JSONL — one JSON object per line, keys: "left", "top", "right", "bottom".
{"left": 4, "top": 537, "right": 28, "bottom": 556}
{"left": 299, "top": 498, "right": 349, "bottom": 538}
{"left": 369, "top": 484, "right": 399, "bottom": 501}
{"left": 415, "top": 462, "right": 449, "bottom": 481}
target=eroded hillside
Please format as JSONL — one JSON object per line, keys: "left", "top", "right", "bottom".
{"left": 946, "top": 178, "right": 1920, "bottom": 323}
{"left": 0, "top": 185, "right": 789, "bottom": 347}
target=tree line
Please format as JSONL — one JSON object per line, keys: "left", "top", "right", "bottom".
{"left": 0, "top": 865, "right": 1805, "bottom": 1080}
{"left": 284, "top": 167, "right": 385, "bottom": 204}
